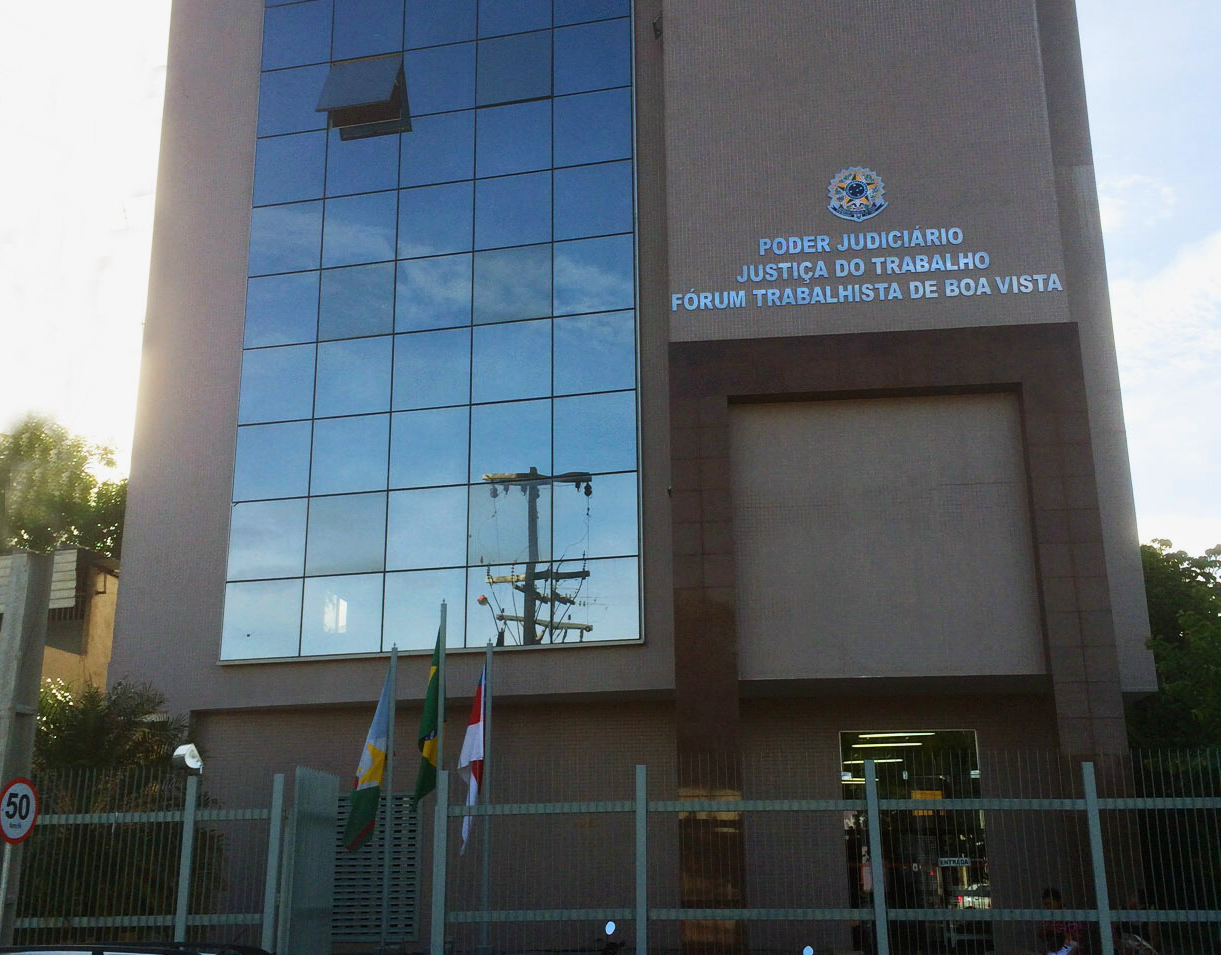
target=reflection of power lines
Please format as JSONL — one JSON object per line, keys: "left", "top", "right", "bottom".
{"left": 481, "top": 467, "right": 593, "bottom": 645}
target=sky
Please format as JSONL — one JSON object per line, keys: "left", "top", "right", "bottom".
{"left": 0, "top": 1, "right": 1217, "bottom": 553}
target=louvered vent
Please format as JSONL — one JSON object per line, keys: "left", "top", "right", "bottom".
{"left": 333, "top": 793, "right": 420, "bottom": 943}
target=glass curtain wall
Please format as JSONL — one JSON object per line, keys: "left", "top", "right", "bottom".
{"left": 223, "top": 0, "right": 639, "bottom": 660}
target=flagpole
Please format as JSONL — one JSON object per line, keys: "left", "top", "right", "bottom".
{"left": 478, "top": 638, "right": 493, "bottom": 955}
{"left": 379, "top": 644, "right": 398, "bottom": 953}
{"left": 437, "top": 601, "right": 447, "bottom": 772}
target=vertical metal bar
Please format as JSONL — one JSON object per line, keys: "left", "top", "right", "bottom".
{"left": 381, "top": 645, "right": 399, "bottom": 951}
{"left": 0, "top": 842, "right": 12, "bottom": 943}
{"left": 174, "top": 773, "right": 199, "bottom": 942}
{"left": 1081, "top": 762, "right": 1114, "bottom": 955}
{"left": 430, "top": 768, "right": 450, "bottom": 955}
{"left": 478, "top": 641, "right": 493, "bottom": 955}
{"left": 635, "top": 764, "right": 648, "bottom": 955}
{"left": 260, "top": 774, "right": 286, "bottom": 952}
{"left": 437, "top": 602, "right": 447, "bottom": 771}
{"left": 864, "top": 759, "right": 890, "bottom": 955}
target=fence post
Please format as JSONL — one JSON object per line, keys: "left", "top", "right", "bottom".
{"left": 430, "top": 769, "right": 450, "bottom": 955}
{"left": 635, "top": 764, "right": 648, "bottom": 955}
{"left": 174, "top": 773, "right": 200, "bottom": 942}
{"left": 864, "top": 759, "right": 890, "bottom": 955}
{"left": 1081, "top": 761, "right": 1114, "bottom": 955}
{"left": 260, "top": 773, "right": 286, "bottom": 952}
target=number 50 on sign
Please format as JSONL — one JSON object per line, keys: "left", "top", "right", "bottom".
{"left": 1, "top": 778, "right": 38, "bottom": 845}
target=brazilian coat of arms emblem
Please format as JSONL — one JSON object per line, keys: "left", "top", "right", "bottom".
{"left": 827, "top": 167, "right": 888, "bottom": 221}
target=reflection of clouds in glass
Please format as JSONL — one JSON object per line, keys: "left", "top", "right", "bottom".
{"left": 389, "top": 407, "right": 469, "bottom": 488}
{"left": 392, "top": 328, "right": 470, "bottom": 410}
{"left": 554, "top": 310, "right": 635, "bottom": 394}
{"left": 387, "top": 486, "right": 468, "bottom": 569}
{"left": 227, "top": 499, "right": 307, "bottom": 580}
{"left": 396, "top": 255, "right": 472, "bottom": 331}
{"left": 233, "top": 421, "right": 312, "bottom": 501}
{"left": 473, "top": 244, "right": 551, "bottom": 323}
{"left": 467, "top": 481, "right": 552, "bottom": 567}
{"left": 301, "top": 575, "right": 383, "bottom": 655}
{"left": 554, "top": 472, "right": 637, "bottom": 561}
{"left": 310, "top": 414, "right": 390, "bottom": 495}
{"left": 554, "top": 391, "right": 636, "bottom": 474}
{"left": 553, "top": 234, "right": 634, "bottom": 315}
{"left": 319, "top": 264, "right": 394, "bottom": 340}
{"left": 221, "top": 580, "right": 303, "bottom": 660}
{"left": 315, "top": 336, "right": 392, "bottom": 416}
{"left": 384, "top": 568, "right": 468, "bottom": 651}
{"left": 248, "top": 202, "right": 322, "bottom": 276}
{"left": 238, "top": 345, "right": 315, "bottom": 424}
{"left": 469, "top": 399, "right": 550, "bottom": 482}
{"left": 322, "top": 193, "right": 398, "bottom": 268}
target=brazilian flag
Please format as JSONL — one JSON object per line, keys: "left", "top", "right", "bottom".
{"left": 410, "top": 627, "right": 442, "bottom": 807}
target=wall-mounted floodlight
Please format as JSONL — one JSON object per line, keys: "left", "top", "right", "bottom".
{"left": 172, "top": 743, "right": 204, "bottom": 775}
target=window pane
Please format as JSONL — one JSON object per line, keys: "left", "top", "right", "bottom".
{"left": 478, "top": 0, "right": 549, "bottom": 37}
{"left": 558, "top": 555, "right": 638, "bottom": 640}
{"left": 306, "top": 493, "right": 387, "bottom": 574}
{"left": 554, "top": 19, "right": 630, "bottom": 95}
{"left": 257, "top": 65, "right": 329, "bottom": 136}
{"left": 469, "top": 398, "right": 550, "bottom": 481}
{"left": 322, "top": 192, "right": 398, "bottom": 268}
{"left": 332, "top": 0, "right": 404, "bottom": 59}
{"left": 262, "top": 0, "right": 332, "bottom": 69}
{"left": 471, "top": 319, "right": 550, "bottom": 402}
{"left": 310, "top": 414, "right": 390, "bottom": 494}
{"left": 326, "top": 128, "right": 400, "bottom": 196}
{"left": 396, "top": 254, "right": 472, "bottom": 331}
{"left": 319, "top": 263, "right": 395, "bottom": 340}
{"left": 554, "top": 470, "right": 636, "bottom": 559}
{"left": 405, "top": 0, "right": 476, "bottom": 48}
{"left": 406, "top": 43, "right": 475, "bottom": 114}
{"left": 390, "top": 407, "right": 469, "bottom": 487}
{"left": 227, "top": 499, "right": 308, "bottom": 580}
{"left": 553, "top": 310, "right": 634, "bottom": 394}
{"left": 467, "top": 480, "right": 551, "bottom": 565}
{"left": 554, "top": 160, "right": 633, "bottom": 240}
{"left": 386, "top": 487, "right": 467, "bottom": 569}
{"left": 254, "top": 131, "right": 326, "bottom": 206}
{"left": 392, "top": 328, "right": 470, "bottom": 409}
{"left": 554, "top": 88, "right": 631, "bottom": 167}
{"left": 476, "top": 31, "right": 551, "bottom": 107}
{"left": 234, "top": 421, "right": 313, "bottom": 500}
{"left": 554, "top": 390, "right": 635, "bottom": 473}
{"left": 245, "top": 272, "right": 319, "bottom": 347}
{"left": 238, "top": 344, "right": 316, "bottom": 424}
{"left": 315, "top": 336, "right": 393, "bottom": 416}
{"left": 554, "top": 234, "right": 633, "bottom": 314}
{"left": 554, "top": 0, "right": 630, "bottom": 25}
{"left": 221, "top": 579, "right": 303, "bottom": 659}
{"left": 475, "top": 172, "right": 550, "bottom": 249}
{"left": 248, "top": 201, "right": 322, "bottom": 275}
{"left": 301, "top": 574, "right": 384, "bottom": 655}
{"left": 473, "top": 244, "right": 551, "bottom": 324}
{"left": 400, "top": 111, "right": 475, "bottom": 186}
{"left": 476, "top": 101, "right": 551, "bottom": 178}
{"left": 398, "top": 182, "right": 473, "bottom": 258}
{"left": 383, "top": 568, "right": 466, "bottom": 651}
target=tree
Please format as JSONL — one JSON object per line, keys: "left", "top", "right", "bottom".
{"left": 1127, "top": 539, "right": 1221, "bottom": 750}
{"left": 0, "top": 414, "right": 127, "bottom": 558}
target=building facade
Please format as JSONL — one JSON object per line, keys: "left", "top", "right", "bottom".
{"left": 113, "top": 0, "right": 1155, "bottom": 943}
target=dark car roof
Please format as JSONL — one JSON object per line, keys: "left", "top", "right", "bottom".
{"left": 0, "top": 944, "right": 271, "bottom": 955}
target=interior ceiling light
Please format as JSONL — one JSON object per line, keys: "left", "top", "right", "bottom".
{"left": 858, "top": 732, "right": 936, "bottom": 738}
{"left": 852, "top": 742, "right": 924, "bottom": 748}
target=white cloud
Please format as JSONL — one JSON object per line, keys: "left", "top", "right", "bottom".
{"left": 1110, "top": 230, "right": 1221, "bottom": 552}
{"left": 1097, "top": 173, "right": 1176, "bottom": 236}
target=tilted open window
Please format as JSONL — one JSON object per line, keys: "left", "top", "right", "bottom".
{"left": 316, "top": 54, "right": 410, "bottom": 140}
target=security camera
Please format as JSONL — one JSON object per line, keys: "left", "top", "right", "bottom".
{"left": 172, "top": 743, "right": 204, "bottom": 775}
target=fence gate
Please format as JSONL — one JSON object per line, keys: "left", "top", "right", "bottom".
{"left": 334, "top": 792, "right": 420, "bottom": 945}
{"left": 277, "top": 767, "right": 339, "bottom": 955}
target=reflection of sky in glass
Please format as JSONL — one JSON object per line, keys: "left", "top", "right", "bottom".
{"left": 222, "top": 579, "right": 303, "bottom": 659}
{"left": 319, "top": 263, "right": 394, "bottom": 340}
{"left": 554, "top": 391, "right": 636, "bottom": 473}
{"left": 476, "top": 31, "right": 551, "bottom": 106}
{"left": 322, "top": 192, "right": 398, "bottom": 268}
{"left": 332, "top": 0, "right": 403, "bottom": 60}
{"left": 301, "top": 574, "right": 384, "bottom": 655}
{"left": 234, "top": 421, "right": 312, "bottom": 501}
{"left": 554, "top": 88, "right": 631, "bottom": 167}
{"left": 554, "top": 161, "right": 634, "bottom": 240}
{"left": 477, "top": 101, "right": 551, "bottom": 178}
{"left": 387, "top": 486, "right": 468, "bottom": 569}
{"left": 405, "top": 0, "right": 476, "bottom": 49}
{"left": 554, "top": 471, "right": 638, "bottom": 560}
{"left": 326, "top": 129, "right": 399, "bottom": 197}
{"left": 554, "top": 19, "right": 631, "bottom": 95}
{"left": 400, "top": 111, "right": 474, "bottom": 186}
{"left": 248, "top": 201, "right": 322, "bottom": 276}
{"left": 306, "top": 493, "right": 387, "bottom": 575}
{"left": 554, "top": 0, "right": 630, "bottom": 26}
{"left": 315, "top": 336, "right": 392, "bottom": 416}
{"left": 473, "top": 245, "right": 551, "bottom": 324}
{"left": 478, "top": 0, "right": 549, "bottom": 37}
{"left": 257, "top": 65, "right": 328, "bottom": 137}
{"left": 310, "top": 414, "right": 390, "bottom": 494}
{"left": 227, "top": 499, "right": 307, "bottom": 580}
{"left": 469, "top": 399, "right": 550, "bottom": 481}
{"left": 384, "top": 568, "right": 466, "bottom": 651}
{"left": 393, "top": 329, "right": 471, "bottom": 409}
{"left": 396, "top": 254, "right": 472, "bottom": 331}
{"left": 262, "top": 0, "right": 331, "bottom": 70}
{"left": 554, "top": 235, "right": 634, "bottom": 315}
{"left": 398, "top": 182, "right": 474, "bottom": 258}
{"left": 238, "top": 345, "right": 315, "bottom": 424}
{"left": 245, "top": 272, "right": 319, "bottom": 347}
{"left": 554, "top": 311, "right": 635, "bottom": 395}
{"left": 475, "top": 173, "right": 551, "bottom": 249}
{"left": 406, "top": 43, "right": 475, "bottom": 115}
{"left": 390, "top": 407, "right": 469, "bottom": 488}
{"left": 468, "top": 480, "right": 552, "bottom": 566}
{"left": 254, "top": 131, "right": 326, "bottom": 205}
{"left": 471, "top": 319, "right": 550, "bottom": 403}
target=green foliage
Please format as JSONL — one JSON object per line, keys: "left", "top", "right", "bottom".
{"left": 0, "top": 413, "right": 127, "bottom": 558}
{"left": 1128, "top": 540, "right": 1221, "bottom": 749}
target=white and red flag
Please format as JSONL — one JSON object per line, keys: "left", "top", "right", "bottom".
{"left": 456, "top": 665, "right": 485, "bottom": 853}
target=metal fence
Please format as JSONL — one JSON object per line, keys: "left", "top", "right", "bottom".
{"left": 11, "top": 765, "right": 284, "bottom": 950}
{"left": 429, "top": 750, "right": 1221, "bottom": 955}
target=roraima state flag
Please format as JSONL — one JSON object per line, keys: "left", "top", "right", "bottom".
{"left": 456, "top": 666, "right": 485, "bottom": 853}
{"left": 343, "top": 665, "right": 393, "bottom": 851}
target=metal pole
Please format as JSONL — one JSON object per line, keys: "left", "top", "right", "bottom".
{"left": 430, "top": 768, "right": 450, "bottom": 955}
{"left": 437, "top": 603, "right": 447, "bottom": 772}
{"left": 635, "top": 764, "right": 648, "bottom": 955}
{"left": 1082, "top": 761, "right": 1115, "bottom": 955}
{"left": 0, "top": 843, "right": 12, "bottom": 943}
{"left": 174, "top": 773, "right": 200, "bottom": 942}
{"left": 524, "top": 469, "right": 540, "bottom": 645}
{"left": 478, "top": 640, "right": 493, "bottom": 955}
{"left": 260, "top": 774, "right": 286, "bottom": 952}
{"left": 864, "top": 759, "right": 890, "bottom": 955}
{"left": 380, "top": 646, "right": 399, "bottom": 952}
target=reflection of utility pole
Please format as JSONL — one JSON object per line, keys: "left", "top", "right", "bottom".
{"left": 481, "top": 468, "right": 593, "bottom": 645}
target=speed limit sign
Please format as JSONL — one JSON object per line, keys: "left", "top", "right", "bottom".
{"left": 0, "top": 778, "right": 38, "bottom": 845}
